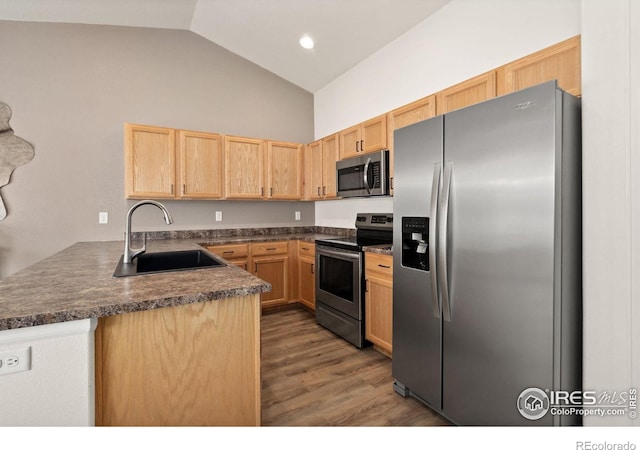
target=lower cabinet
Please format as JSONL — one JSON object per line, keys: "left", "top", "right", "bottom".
{"left": 95, "top": 295, "right": 261, "bottom": 426}
{"left": 365, "top": 252, "right": 393, "bottom": 356}
{"left": 297, "top": 242, "right": 316, "bottom": 310}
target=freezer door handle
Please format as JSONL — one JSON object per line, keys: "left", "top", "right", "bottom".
{"left": 439, "top": 161, "right": 453, "bottom": 322}
{"left": 429, "top": 162, "right": 441, "bottom": 318}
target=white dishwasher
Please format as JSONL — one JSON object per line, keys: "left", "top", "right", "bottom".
{"left": 0, "top": 318, "right": 97, "bottom": 426}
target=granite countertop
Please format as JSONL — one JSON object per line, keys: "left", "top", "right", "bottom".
{"left": 363, "top": 244, "right": 393, "bottom": 256}
{"left": 0, "top": 228, "right": 354, "bottom": 330}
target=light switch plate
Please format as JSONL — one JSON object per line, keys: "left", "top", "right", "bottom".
{"left": 98, "top": 212, "right": 109, "bottom": 224}
{"left": 295, "top": 211, "right": 301, "bottom": 221}
{"left": 215, "top": 211, "right": 223, "bottom": 222}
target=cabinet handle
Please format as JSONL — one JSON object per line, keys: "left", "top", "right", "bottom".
{"left": 170, "top": 184, "right": 174, "bottom": 195}
{"left": 323, "top": 186, "right": 326, "bottom": 196}
{"left": 317, "top": 186, "right": 321, "bottom": 196}
{"left": 254, "top": 262, "right": 258, "bottom": 272}
{"left": 356, "top": 140, "right": 360, "bottom": 152}
{"left": 360, "top": 139, "right": 364, "bottom": 152}
{"left": 311, "top": 263, "right": 315, "bottom": 274}
{"left": 378, "top": 264, "right": 391, "bottom": 269}
{"left": 266, "top": 247, "right": 277, "bottom": 251}
{"left": 302, "top": 247, "right": 309, "bottom": 251}
{"left": 390, "top": 177, "right": 394, "bottom": 189}
{"left": 223, "top": 251, "right": 234, "bottom": 254}
{"left": 182, "top": 184, "right": 186, "bottom": 195}
{"left": 270, "top": 187, "right": 273, "bottom": 197}
{"left": 365, "top": 279, "right": 369, "bottom": 292}
{"left": 261, "top": 187, "right": 264, "bottom": 196}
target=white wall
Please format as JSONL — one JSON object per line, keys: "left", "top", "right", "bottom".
{"left": 314, "top": 0, "right": 580, "bottom": 229}
{"left": 581, "top": 0, "right": 640, "bottom": 426}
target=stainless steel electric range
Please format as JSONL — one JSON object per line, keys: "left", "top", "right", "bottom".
{"left": 315, "top": 213, "right": 393, "bottom": 348}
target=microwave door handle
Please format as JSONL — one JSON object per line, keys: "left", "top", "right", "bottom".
{"left": 363, "top": 158, "right": 372, "bottom": 194}
{"left": 430, "top": 162, "right": 441, "bottom": 318}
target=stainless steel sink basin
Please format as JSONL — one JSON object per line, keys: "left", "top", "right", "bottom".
{"left": 113, "top": 249, "right": 226, "bottom": 277}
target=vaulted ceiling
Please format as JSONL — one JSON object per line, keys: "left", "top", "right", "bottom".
{"left": 0, "top": 0, "right": 451, "bottom": 92}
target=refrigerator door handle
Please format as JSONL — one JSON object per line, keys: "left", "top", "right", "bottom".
{"left": 429, "top": 162, "right": 441, "bottom": 318}
{"left": 439, "top": 161, "right": 453, "bottom": 322}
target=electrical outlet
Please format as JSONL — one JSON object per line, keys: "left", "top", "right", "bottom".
{"left": 215, "top": 211, "right": 223, "bottom": 222}
{"left": 295, "top": 211, "right": 301, "bottom": 221}
{"left": 0, "top": 347, "right": 31, "bottom": 376}
{"left": 98, "top": 212, "right": 109, "bottom": 224}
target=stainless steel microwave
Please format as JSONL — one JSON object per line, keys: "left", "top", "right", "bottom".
{"left": 336, "top": 150, "right": 390, "bottom": 198}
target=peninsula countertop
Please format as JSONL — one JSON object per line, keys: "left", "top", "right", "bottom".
{"left": 0, "top": 238, "right": 273, "bottom": 330}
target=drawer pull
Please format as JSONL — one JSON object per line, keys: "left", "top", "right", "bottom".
{"left": 311, "top": 263, "right": 315, "bottom": 274}
{"left": 266, "top": 247, "right": 277, "bottom": 251}
{"left": 302, "top": 247, "right": 309, "bottom": 251}
{"left": 223, "top": 251, "right": 234, "bottom": 254}
{"left": 378, "top": 264, "right": 391, "bottom": 269}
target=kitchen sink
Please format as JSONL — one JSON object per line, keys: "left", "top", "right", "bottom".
{"left": 113, "top": 249, "right": 226, "bottom": 277}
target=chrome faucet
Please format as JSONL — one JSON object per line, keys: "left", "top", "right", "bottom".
{"left": 123, "top": 200, "right": 174, "bottom": 264}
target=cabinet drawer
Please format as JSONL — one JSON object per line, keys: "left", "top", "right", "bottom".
{"left": 251, "top": 241, "right": 289, "bottom": 257}
{"left": 297, "top": 241, "right": 315, "bottom": 257}
{"left": 207, "top": 244, "right": 249, "bottom": 259}
{"left": 365, "top": 253, "right": 393, "bottom": 278}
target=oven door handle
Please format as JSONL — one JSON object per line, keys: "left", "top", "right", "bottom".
{"left": 316, "top": 247, "right": 361, "bottom": 261}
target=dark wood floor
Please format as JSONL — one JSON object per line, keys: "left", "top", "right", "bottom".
{"left": 260, "top": 306, "right": 450, "bottom": 426}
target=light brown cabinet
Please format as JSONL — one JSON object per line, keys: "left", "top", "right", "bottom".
{"left": 224, "top": 135, "right": 265, "bottom": 199}
{"left": 365, "top": 252, "right": 393, "bottom": 357}
{"left": 124, "top": 123, "right": 176, "bottom": 199}
{"left": 125, "top": 124, "right": 224, "bottom": 200}
{"left": 251, "top": 241, "right": 289, "bottom": 308}
{"left": 304, "top": 133, "right": 339, "bottom": 200}
{"left": 206, "top": 243, "right": 250, "bottom": 271}
{"left": 297, "top": 242, "right": 315, "bottom": 310}
{"left": 266, "top": 141, "right": 303, "bottom": 200}
{"left": 95, "top": 295, "right": 261, "bottom": 426}
{"left": 498, "top": 35, "right": 581, "bottom": 97}
{"left": 339, "top": 114, "right": 387, "bottom": 160}
{"left": 178, "top": 130, "right": 224, "bottom": 199}
{"left": 436, "top": 71, "right": 497, "bottom": 115}
{"left": 387, "top": 95, "right": 437, "bottom": 194}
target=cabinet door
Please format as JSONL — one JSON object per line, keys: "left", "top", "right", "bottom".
{"left": 339, "top": 124, "right": 361, "bottom": 160}
{"left": 253, "top": 256, "right": 288, "bottom": 307}
{"left": 304, "top": 140, "right": 323, "bottom": 200}
{"left": 178, "top": 130, "right": 223, "bottom": 199}
{"left": 436, "top": 71, "right": 497, "bottom": 115}
{"left": 365, "top": 274, "right": 393, "bottom": 355}
{"left": 224, "top": 136, "right": 265, "bottom": 199}
{"left": 267, "top": 141, "right": 302, "bottom": 200}
{"left": 298, "top": 256, "right": 315, "bottom": 310}
{"left": 500, "top": 35, "right": 581, "bottom": 97}
{"left": 387, "top": 95, "right": 437, "bottom": 194}
{"left": 125, "top": 123, "right": 176, "bottom": 199}
{"left": 321, "top": 133, "right": 339, "bottom": 199}
{"left": 361, "top": 114, "right": 387, "bottom": 153}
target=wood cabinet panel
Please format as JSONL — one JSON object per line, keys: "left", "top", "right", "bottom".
{"left": 436, "top": 71, "right": 497, "bottom": 115}
{"left": 267, "top": 141, "right": 302, "bottom": 199}
{"left": 251, "top": 241, "right": 288, "bottom": 256}
{"left": 321, "top": 133, "right": 339, "bottom": 199}
{"left": 253, "top": 256, "right": 288, "bottom": 307}
{"left": 95, "top": 295, "right": 261, "bottom": 426}
{"left": 178, "top": 130, "right": 223, "bottom": 199}
{"left": 125, "top": 123, "right": 176, "bottom": 198}
{"left": 500, "top": 35, "right": 581, "bottom": 97}
{"left": 297, "top": 241, "right": 315, "bottom": 310}
{"left": 339, "top": 124, "right": 361, "bottom": 159}
{"left": 365, "top": 253, "right": 393, "bottom": 356}
{"left": 339, "top": 115, "right": 388, "bottom": 160}
{"left": 224, "top": 136, "right": 265, "bottom": 199}
{"left": 304, "top": 140, "right": 323, "bottom": 200}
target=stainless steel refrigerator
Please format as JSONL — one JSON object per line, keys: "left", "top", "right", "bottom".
{"left": 392, "top": 81, "right": 581, "bottom": 426}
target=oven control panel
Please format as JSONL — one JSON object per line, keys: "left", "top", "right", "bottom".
{"left": 356, "top": 213, "right": 393, "bottom": 229}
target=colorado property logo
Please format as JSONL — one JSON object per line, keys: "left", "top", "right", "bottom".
{"left": 517, "top": 387, "right": 550, "bottom": 420}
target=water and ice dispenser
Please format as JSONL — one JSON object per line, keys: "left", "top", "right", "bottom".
{"left": 401, "top": 217, "right": 429, "bottom": 271}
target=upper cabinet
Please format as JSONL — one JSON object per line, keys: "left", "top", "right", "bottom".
{"left": 266, "top": 141, "right": 303, "bottom": 200}
{"left": 339, "top": 114, "right": 387, "bottom": 160}
{"left": 436, "top": 71, "right": 497, "bottom": 115}
{"left": 387, "top": 95, "right": 437, "bottom": 195}
{"left": 125, "top": 124, "right": 223, "bottom": 200}
{"left": 178, "top": 130, "right": 224, "bottom": 199}
{"left": 224, "top": 135, "right": 265, "bottom": 199}
{"left": 303, "top": 133, "right": 339, "bottom": 200}
{"left": 498, "top": 35, "right": 581, "bottom": 97}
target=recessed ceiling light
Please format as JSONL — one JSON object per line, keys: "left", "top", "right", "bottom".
{"left": 299, "top": 34, "right": 314, "bottom": 50}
